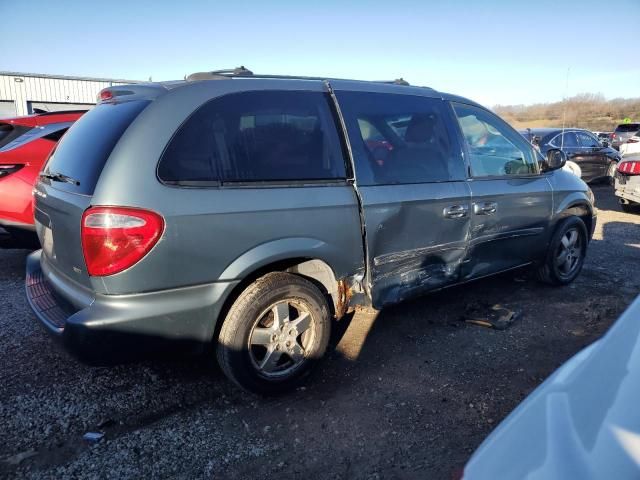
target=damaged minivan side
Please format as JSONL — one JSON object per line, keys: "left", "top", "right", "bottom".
{"left": 25, "top": 72, "right": 596, "bottom": 394}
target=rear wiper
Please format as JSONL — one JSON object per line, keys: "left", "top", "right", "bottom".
{"left": 40, "top": 171, "right": 80, "bottom": 186}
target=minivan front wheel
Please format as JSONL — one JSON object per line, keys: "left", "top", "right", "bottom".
{"left": 537, "top": 217, "right": 588, "bottom": 285}
{"left": 217, "top": 272, "right": 331, "bottom": 394}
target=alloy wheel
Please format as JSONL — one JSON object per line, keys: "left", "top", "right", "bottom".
{"left": 248, "top": 300, "right": 315, "bottom": 378}
{"left": 555, "top": 228, "right": 583, "bottom": 277}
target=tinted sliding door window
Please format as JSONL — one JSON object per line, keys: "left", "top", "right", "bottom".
{"left": 336, "top": 91, "right": 465, "bottom": 185}
{"left": 452, "top": 103, "right": 538, "bottom": 177}
{"left": 158, "top": 90, "right": 346, "bottom": 185}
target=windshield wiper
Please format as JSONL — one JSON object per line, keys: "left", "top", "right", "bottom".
{"left": 40, "top": 171, "right": 80, "bottom": 186}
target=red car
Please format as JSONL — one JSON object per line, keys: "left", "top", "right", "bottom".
{"left": 0, "top": 110, "right": 86, "bottom": 247}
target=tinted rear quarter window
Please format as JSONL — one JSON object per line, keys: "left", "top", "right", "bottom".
{"left": 158, "top": 90, "right": 346, "bottom": 185}
{"left": 44, "top": 101, "right": 149, "bottom": 195}
{"left": 0, "top": 124, "right": 12, "bottom": 144}
{"left": 0, "top": 124, "right": 32, "bottom": 150}
{"left": 555, "top": 132, "right": 578, "bottom": 148}
{"left": 43, "top": 128, "right": 69, "bottom": 142}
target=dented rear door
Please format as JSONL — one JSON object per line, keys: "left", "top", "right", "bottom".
{"left": 333, "top": 87, "right": 471, "bottom": 308}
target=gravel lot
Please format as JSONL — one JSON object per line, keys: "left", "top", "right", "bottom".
{"left": 1, "top": 185, "right": 639, "bottom": 480}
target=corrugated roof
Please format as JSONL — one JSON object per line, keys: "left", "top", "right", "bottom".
{"left": 0, "top": 71, "right": 140, "bottom": 84}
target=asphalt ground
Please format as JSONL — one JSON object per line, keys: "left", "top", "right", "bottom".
{"left": 1, "top": 185, "right": 638, "bottom": 479}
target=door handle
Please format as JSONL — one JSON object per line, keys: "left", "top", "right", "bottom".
{"left": 473, "top": 202, "right": 498, "bottom": 215}
{"left": 443, "top": 204, "right": 469, "bottom": 219}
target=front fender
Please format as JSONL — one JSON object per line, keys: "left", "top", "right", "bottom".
{"left": 546, "top": 170, "right": 596, "bottom": 239}
{"left": 554, "top": 191, "right": 595, "bottom": 218}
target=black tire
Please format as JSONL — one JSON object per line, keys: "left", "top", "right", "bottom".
{"left": 216, "top": 272, "right": 331, "bottom": 395}
{"left": 621, "top": 202, "right": 639, "bottom": 214}
{"left": 537, "top": 216, "right": 588, "bottom": 286}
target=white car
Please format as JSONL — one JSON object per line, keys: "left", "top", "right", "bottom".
{"left": 620, "top": 135, "right": 640, "bottom": 156}
{"left": 465, "top": 295, "right": 640, "bottom": 479}
{"left": 615, "top": 154, "right": 640, "bottom": 213}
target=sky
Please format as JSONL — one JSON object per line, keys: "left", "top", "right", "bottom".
{"left": 1, "top": 0, "right": 638, "bottom": 106}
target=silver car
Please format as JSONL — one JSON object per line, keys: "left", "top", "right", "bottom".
{"left": 612, "top": 123, "right": 640, "bottom": 151}
{"left": 615, "top": 154, "right": 640, "bottom": 213}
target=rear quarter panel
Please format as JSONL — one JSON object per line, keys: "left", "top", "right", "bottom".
{"left": 89, "top": 80, "right": 365, "bottom": 295}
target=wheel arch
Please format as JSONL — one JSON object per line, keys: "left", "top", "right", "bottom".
{"left": 213, "top": 255, "right": 349, "bottom": 343}
{"left": 553, "top": 194, "right": 595, "bottom": 239}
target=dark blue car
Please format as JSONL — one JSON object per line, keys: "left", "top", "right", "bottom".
{"left": 521, "top": 128, "right": 620, "bottom": 183}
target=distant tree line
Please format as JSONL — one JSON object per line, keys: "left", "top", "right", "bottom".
{"left": 493, "top": 94, "right": 640, "bottom": 132}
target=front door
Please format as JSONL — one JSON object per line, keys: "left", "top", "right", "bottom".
{"left": 450, "top": 102, "right": 553, "bottom": 280}
{"left": 558, "top": 131, "right": 599, "bottom": 181}
{"left": 575, "top": 130, "right": 608, "bottom": 180}
{"left": 333, "top": 87, "right": 471, "bottom": 308}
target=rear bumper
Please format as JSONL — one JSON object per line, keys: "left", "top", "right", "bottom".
{"left": 615, "top": 175, "right": 640, "bottom": 205}
{"left": 26, "top": 250, "right": 239, "bottom": 363}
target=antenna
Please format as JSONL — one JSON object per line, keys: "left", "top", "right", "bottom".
{"left": 560, "top": 67, "right": 570, "bottom": 150}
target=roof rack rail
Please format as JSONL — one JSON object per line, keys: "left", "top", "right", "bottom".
{"left": 186, "top": 67, "right": 417, "bottom": 88}
{"left": 375, "top": 78, "right": 410, "bottom": 86}
{"left": 186, "top": 66, "right": 254, "bottom": 82}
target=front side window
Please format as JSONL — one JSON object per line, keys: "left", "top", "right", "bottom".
{"left": 158, "top": 90, "right": 346, "bottom": 185}
{"left": 336, "top": 91, "right": 465, "bottom": 185}
{"left": 576, "top": 131, "right": 600, "bottom": 148}
{"left": 453, "top": 103, "right": 538, "bottom": 177}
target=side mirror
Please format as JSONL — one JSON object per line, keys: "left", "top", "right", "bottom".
{"left": 542, "top": 148, "right": 567, "bottom": 172}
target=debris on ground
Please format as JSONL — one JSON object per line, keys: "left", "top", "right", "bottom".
{"left": 463, "top": 303, "right": 520, "bottom": 330}
{"left": 82, "top": 432, "right": 105, "bottom": 443}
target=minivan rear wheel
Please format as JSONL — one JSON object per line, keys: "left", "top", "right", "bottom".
{"left": 536, "top": 216, "right": 588, "bottom": 285}
{"left": 216, "top": 272, "right": 331, "bottom": 395}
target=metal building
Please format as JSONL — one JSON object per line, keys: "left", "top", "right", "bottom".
{"left": 0, "top": 71, "right": 139, "bottom": 118}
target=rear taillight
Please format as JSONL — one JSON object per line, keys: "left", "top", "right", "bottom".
{"left": 81, "top": 206, "right": 164, "bottom": 276}
{"left": 0, "top": 164, "right": 24, "bottom": 178}
{"left": 618, "top": 161, "right": 640, "bottom": 176}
